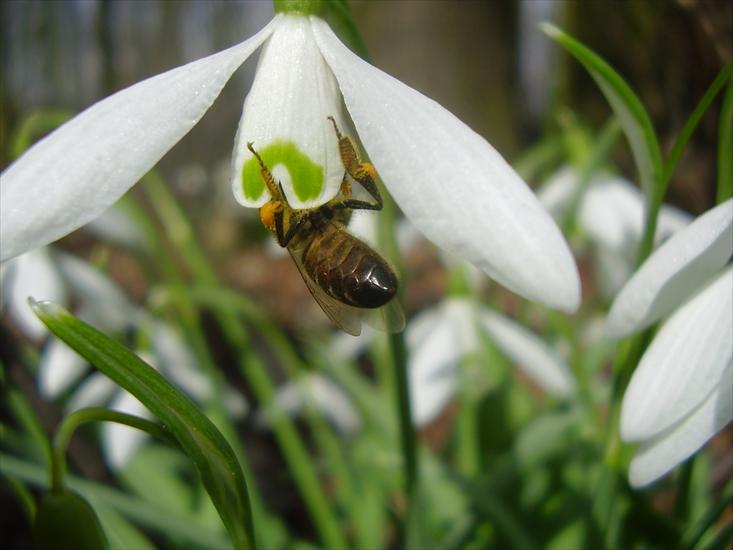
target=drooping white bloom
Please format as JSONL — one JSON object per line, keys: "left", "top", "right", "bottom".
{"left": 0, "top": 247, "right": 67, "bottom": 339}
{"left": 607, "top": 199, "right": 733, "bottom": 338}
{"left": 258, "top": 374, "right": 361, "bottom": 434}
{"left": 326, "top": 295, "right": 575, "bottom": 427}
{"left": 610, "top": 199, "right": 733, "bottom": 487}
{"left": 1, "top": 13, "right": 579, "bottom": 313}
{"left": 408, "top": 298, "right": 575, "bottom": 426}
{"left": 32, "top": 251, "right": 247, "bottom": 468}
{"left": 538, "top": 167, "right": 691, "bottom": 298}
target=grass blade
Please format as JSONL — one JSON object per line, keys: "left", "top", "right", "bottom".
{"left": 718, "top": 75, "right": 733, "bottom": 203}
{"left": 541, "top": 23, "right": 663, "bottom": 201}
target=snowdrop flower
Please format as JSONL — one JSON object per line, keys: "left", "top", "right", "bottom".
{"left": 0, "top": 247, "right": 67, "bottom": 339}
{"left": 607, "top": 199, "right": 732, "bottom": 487}
{"left": 36, "top": 252, "right": 247, "bottom": 468}
{"left": 408, "top": 298, "right": 575, "bottom": 426}
{"left": 538, "top": 167, "right": 691, "bottom": 297}
{"left": 258, "top": 374, "right": 360, "bottom": 434}
{"left": 0, "top": 8, "right": 579, "bottom": 313}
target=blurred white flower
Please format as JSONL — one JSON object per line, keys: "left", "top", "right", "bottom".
{"left": 1, "top": 12, "right": 579, "bottom": 313}
{"left": 84, "top": 202, "right": 150, "bottom": 253}
{"left": 408, "top": 298, "right": 575, "bottom": 426}
{"left": 0, "top": 201, "right": 151, "bottom": 341}
{"left": 20, "top": 251, "right": 248, "bottom": 469}
{"left": 0, "top": 247, "right": 67, "bottom": 339}
{"left": 258, "top": 374, "right": 360, "bottom": 434}
{"left": 538, "top": 167, "right": 691, "bottom": 297}
{"left": 608, "top": 199, "right": 733, "bottom": 487}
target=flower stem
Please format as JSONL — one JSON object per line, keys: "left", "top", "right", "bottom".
{"left": 680, "top": 480, "right": 733, "bottom": 550}
{"left": 273, "top": 0, "right": 325, "bottom": 16}
{"left": 390, "top": 331, "right": 416, "bottom": 494}
{"left": 378, "top": 182, "right": 418, "bottom": 501}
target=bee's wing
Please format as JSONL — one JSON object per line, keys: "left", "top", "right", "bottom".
{"left": 365, "top": 298, "right": 405, "bottom": 334}
{"left": 287, "top": 248, "right": 364, "bottom": 336}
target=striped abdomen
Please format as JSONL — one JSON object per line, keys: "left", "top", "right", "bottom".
{"left": 301, "top": 223, "right": 397, "bottom": 308}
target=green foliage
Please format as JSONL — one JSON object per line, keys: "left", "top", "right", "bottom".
{"left": 31, "top": 301, "right": 256, "bottom": 550}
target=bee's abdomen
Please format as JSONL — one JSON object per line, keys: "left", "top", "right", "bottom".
{"left": 303, "top": 225, "right": 398, "bottom": 308}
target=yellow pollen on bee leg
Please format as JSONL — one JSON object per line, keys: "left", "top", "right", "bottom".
{"left": 260, "top": 202, "right": 278, "bottom": 231}
{"left": 360, "top": 163, "right": 377, "bottom": 181}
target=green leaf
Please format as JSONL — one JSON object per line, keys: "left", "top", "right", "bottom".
{"left": 120, "top": 445, "right": 194, "bottom": 518}
{"left": 718, "top": 76, "right": 733, "bottom": 203}
{"left": 665, "top": 61, "right": 733, "bottom": 192}
{"left": 0, "top": 453, "right": 229, "bottom": 548}
{"left": 514, "top": 407, "right": 581, "bottom": 469}
{"left": 32, "top": 490, "right": 107, "bottom": 550}
{"left": 32, "top": 301, "right": 255, "bottom": 550}
{"left": 94, "top": 506, "right": 155, "bottom": 550}
{"left": 540, "top": 23, "right": 663, "bottom": 201}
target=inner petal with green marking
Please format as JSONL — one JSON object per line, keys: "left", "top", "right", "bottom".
{"left": 242, "top": 141, "right": 324, "bottom": 204}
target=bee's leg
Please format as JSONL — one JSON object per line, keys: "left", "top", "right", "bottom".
{"left": 327, "top": 117, "right": 383, "bottom": 210}
{"left": 278, "top": 210, "right": 309, "bottom": 248}
{"left": 247, "top": 142, "right": 285, "bottom": 202}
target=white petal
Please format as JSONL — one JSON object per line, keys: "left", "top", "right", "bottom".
{"left": 593, "top": 244, "right": 635, "bottom": 300}
{"left": 478, "top": 310, "right": 575, "bottom": 396}
{"left": 306, "top": 375, "right": 360, "bottom": 433}
{"left": 620, "top": 267, "right": 733, "bottom": 441}
{"left": 1, "top": 248, "right": 67, "bottom": 339}
{"left": 84, "top": 202, "right": 149, "bottom": 252}
{"left": 103, "top": 390, "right": 152, "bottom": 469}
{"left": 536, "top": 166, "right": 580, "bottom": 224}
{"left": 148, "top": 320, "right": 247, "bottom": 416}
{"left": 0, "top": 19, "right": 276, "bottom": 262}
{"left": 223, "top": 389, "right": 249, "bottom": 419}
{"left": 66, "top": 372, "right": 117, "bottom": 411}
{"left": 628, "top": 362, "right": 733, "bottom": 488}
{"left": 261, "top": 375, "right": 360, "bottom": 434}
{"left": 149, "top": 321, "right": 209, "bottom": 400}
{"left": 329, "top": 324, "right": 375, "bottom": 360}
{"left": 407, "top": 300, "right": 477, "bottom": 426}
{"left": 579, "top": 176, "right": 690, "bottom": 253}
{"left": 231, "top": 14, "right": 346, "bottom": 209}
{"left": 607, "top": 199, "right": 733, "bottom": 338}
{"left": 54, "top": 251, "right": 136, "bottom": 333}
{"left": 38, "top": 339, "right": 88, "bottom": 398}
{"left": 312, "top": 19, "right": 580, "bottom": 312}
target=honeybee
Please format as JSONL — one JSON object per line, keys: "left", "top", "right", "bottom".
{"left": 247, "top": 117, "right": 405, "bottom": 336}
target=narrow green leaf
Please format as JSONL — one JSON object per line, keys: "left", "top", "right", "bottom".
{"left": 681, "top": 480, "right": 733, "bottom": 550}
{"left": 718, "top": 76, "right": 733, "bottom": 203}
{"left": 541, "top": 23, "right": 663, "bottom": 201}
{"left": 94, "top": 506, "right": 156, "bottom": 550}
{"left": 31, "top": 300, "right": 255, "bottom": 550}
{"left": 665, "top": 61, "right": 733, "bottom": 191}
